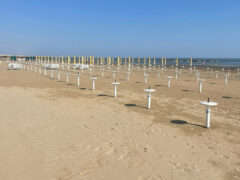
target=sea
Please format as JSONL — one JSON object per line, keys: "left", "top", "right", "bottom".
{"left": 110, "top": 58, "right": 240, "bottom": 68}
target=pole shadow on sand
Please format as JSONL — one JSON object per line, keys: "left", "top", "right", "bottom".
{"left": 222, "top": 96, "right": 232, "bottom": 99}
{"left": 125, "top": 104, "right": 147, "bottom": 109}
{"left": 221, "top": 96, "right": 239, "bottom": 99}
{"left": 170, "top": 120, "right": 206, "bottom": 128}
{"left": 181, "top": 89, "right": 195, "bottom": 92}
{"left": 98, "top": 94, "right": 113, "bottom": 98}
{"left": 66, "top": 83, "right": 74, "bottom": 86}
{"left": 154, "top": 84, "right": 165, "bottom": 87}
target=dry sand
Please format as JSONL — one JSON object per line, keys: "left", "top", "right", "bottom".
{"left": 0, "top": 63, "right": 239, "bottom": 180}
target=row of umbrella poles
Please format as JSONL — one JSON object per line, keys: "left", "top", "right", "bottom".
{"left": 18, "top": 62, "right": 240, "bottom": 128}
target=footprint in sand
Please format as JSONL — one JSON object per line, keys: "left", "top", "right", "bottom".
{"left": 118, "top": 153, "right": 127, "bottom": 160}
{"left": 172, "top": 162, "right": 181, "bottom": 169}
{"left": 105, "top": 148, "right": 115, "bottom": 155}
{"left": 218, "top": 154, "right": 229, "bottom": 159}
{"left": 83, "top": 124, "right": 89, "bottom": 129}
{"left": 94, "top": 146, "right": 101, "bottom": 151}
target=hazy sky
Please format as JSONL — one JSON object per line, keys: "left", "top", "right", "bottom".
{"left": 0, "top": 0, "right": 239, "bottom": 57}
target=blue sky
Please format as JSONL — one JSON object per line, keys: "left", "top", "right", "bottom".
{"left": 0, "top": 0, "right": 239, "bottom": 57}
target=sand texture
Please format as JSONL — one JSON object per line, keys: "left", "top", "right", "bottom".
{"left": 0, "top": 63, "right": 239, "bottom": 180}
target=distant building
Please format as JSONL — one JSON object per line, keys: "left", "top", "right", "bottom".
{"left": 0, "top": 55, "right": 32, "bottom": 61}
{"left": 0, "top": 54, "right": 11, "bottom": 61}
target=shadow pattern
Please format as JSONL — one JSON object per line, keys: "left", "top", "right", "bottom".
{"left": 181, "top": 89, "right": 194, "bottom": 92}
{"left": 125, "top": 104, "right": 147, "bottom": 109}
{"left": 171, "top": 120, "right": 206, "bottom": 128}
{"left": 98, "top": 94, "right": 112, "bottom": 97}
{"left": 154, "top": 84, "right": 163, "bottom": 87}
{"left": 222, "top": 96, "right": 232, "bottom": 99}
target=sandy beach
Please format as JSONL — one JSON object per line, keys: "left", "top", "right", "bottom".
{"left": 0, "top": 63, "right": 239, "bottom": 180}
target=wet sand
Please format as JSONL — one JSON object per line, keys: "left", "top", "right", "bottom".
{"left": 0, "top": 63, "right": 239, "bottom": 180}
